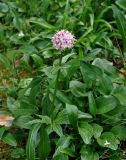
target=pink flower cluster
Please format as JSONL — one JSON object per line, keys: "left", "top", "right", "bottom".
{"left": 52, "top": 30, "right": 76, "bottom": 51}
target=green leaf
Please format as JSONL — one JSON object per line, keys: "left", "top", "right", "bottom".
{"left": 97, "top": 132, "right": 120, "bottom": 150}
{"left": 31, "top": 54, "right": 43, "bottom": 68}
{"left": 42, "top": 50, "right": 55, "bottom": 58}
{"left": 29, "top": 17, "right": 57, "bottom": 30}
{"left": 11, "top": 148, "right": 25, "bottom": 158}
{"left": 62, "top": 52, "right": 76, "bottom": 63}
{"left": 92, "top": 58, "right": 117, "bottom": 76}
{"left": 13, "top": 12, "right": 23, "bottom": 31}
{"left": 66, "top": 103, "right": 78, "bottom": 129}
{"left": 0, "top": 53, "right": 10, "bottom": 70}
{"left": 59, "top": 59, "right": 79, "bottom": 80}
{"left": 29, "top": 85, "right": 40, "bottom": 104}
{"left": 41, "top": 0, "right": 51, "bottom": 13}
{"left": 29, "top": 76, "right": 42, "bottom": 88}
{"left": 111, "top": 125, "right": 126, "bottom": 140}
{"left": 0, "top": 26, "right": 4, "bottom": 42}
{"left": 53, "top": 136, "right": 71, "bottom": 159}
{"left": 28, "top": 77, "right": 42, "bottom": 105}
{"left": 80, "top": 146, "right": 99, "bottom": 160}
{"left": 14, "top": 115, "right": 33, "bottom": 129}
{"left": 116, "top": 0, "right": 126, "bottom": 10}
{"left": 0, "top": 2, "right": 8, "bottom": 12}
{"left": 92, "top": 123, "right": 103, "bottom": 139}
{"left": 112, "top": 86, "right": 126, "bottom": 106}
{"left": 60, "top": 147, "right": 76, "bottom": 157}
{"left": 7, "top": 97, "right": 37, "bottom": 116}
{"left": 25, "top": 115, "right": 51, "bottom": 126}
{"left": 88, "top": 92, "right": 97, "bottom": 116}
{"left": 69, "top": 80, "right": 86, "bottom": 97}
{"left": 62, "top": 0, "right": 70, "bottom": 28}
{"left": 38, "top": 125, "right": 51, "bottom": 160}
{"left": 52, "top": 123, "right": 63, "bottom": 137}
{"left": 41, "top": 116, "right": 51, "bottom": 124}
{"left": 80, "top": 61, "right": 103, "bottom": 83}
{"left": 42, "top": 94, "right": 52, "bottom": 115}
{"left": 52, "top": 154, "right": 68, "bottom": 160}
{"left": 50, "top": 89, "right": 72, "bottom": 104}
{"left": 96, "top": 95, "right": 118, "bottom": 114}
{"left": 78, "top": 121, "right": 93, "bottom": 144}
{"left": 19, "top": 44, "right": 38, "bottom": 55}
{"left": 26, "top": 123, "right": 41, "bottom": 160}
{"left": 96, "top": 74, "right": 113, "bottom": 95}
{"left": 25, "top": 119, "right": 42, "bottom": 126}
{"left": 54, "top": 109, "right": 69, "bottom": 125}
{"left": 0, "top": 127, "right": 6, "bottom": 139}
{"left": 78, "top": 111, "right": 92, "bottom": 119}
{"left": 2, "top": 132, "right": 17, "bottom": 147}
{"left": 77, "top": 27, "right": 93, "bottom": 44}
{"left": 18, "top": 78, "right": 32, "bottom": 88}
{"left": 112, "top": 5, "right": 126, "bottom": 53}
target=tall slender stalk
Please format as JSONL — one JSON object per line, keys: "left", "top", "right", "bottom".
{"left": 51, "top": 53, "right": 62, "bottom": 119}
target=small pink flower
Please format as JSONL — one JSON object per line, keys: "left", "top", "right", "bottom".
{"left": 52, "top": 30, "right": 76, "bottom": 51}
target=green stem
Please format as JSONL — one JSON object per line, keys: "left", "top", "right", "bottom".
{"left": 51, "top": 54, "right": 62, "bottom": 118}
{"left": 13, "top": 57, "right": 19, "bottom": 83}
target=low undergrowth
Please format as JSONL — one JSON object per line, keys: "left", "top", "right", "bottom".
{"left": 0, "top": 0, "right": 126, "bottom": 159}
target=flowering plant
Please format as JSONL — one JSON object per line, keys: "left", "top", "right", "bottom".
{"left": 52, "top": 30, "right": 76, "bottom": 51}
{"left": 0, "top": 0, "right": 126, "bottom": 160}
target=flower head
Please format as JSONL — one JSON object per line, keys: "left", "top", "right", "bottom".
{"left": 52, "top": 30, "right": 76, "bottom": 51}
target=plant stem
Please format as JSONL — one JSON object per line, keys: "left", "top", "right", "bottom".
{"left": 51, "top": 54, "right": 62, "bottom": 118}
{"left": 13, "top": 57, "right": 19, "bottom": 83}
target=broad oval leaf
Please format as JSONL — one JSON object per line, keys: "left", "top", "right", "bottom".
{"left": 53, "top": 135, "right": 71, "bottom": 159}
{"left": 66, "top": 103, "right": 78, "bottom": 129}
{"left": 111, "top": 125, "right": 126, "bottom": 140}
{"left": 54, "top": 109, "right": 69, "bottom": 125}
{"left": 80, "top": 146, "right": 99, "bottom": 160}
{"left": 52, "top": 123, "right": 63, "bottom": 137}
{"left": 96, "top": 95, "right": 118, "bottom": 114}
{"left": 92, "top": 123, "right": 103, "bottom": 139}
{"left": 50, "top": 89, "right": 72, "bottom": 104}
{"left": 14, "top": 115, "right": 33, "bottom": 129}
{"left": 92, "top": 58, "right": 117, "bottom": 75}
{"left": 0, "top": 2, "right": 9, "bottom": 12}
{"left": 80, "top": 61, "right": 103, "bottom": 83}
{"left": 112, "top": 86, "right": 126, "bottom": 106}
{"left": 97, "top": 132, "right": 120, "bottom": 150}
{"left": 78, "top": 121, "right": 93, "bottom": 144}
{"left": 2, "top": 132, "right": 17, "bottom": 147}
{"left": 69, "top": 80, "right": 86, "bottom": 97}
{"left": 31, "top": 54, "right": 43, "bottom": 68}
{"left": 96, "top": 74, "right": 113, "bottom": 95}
